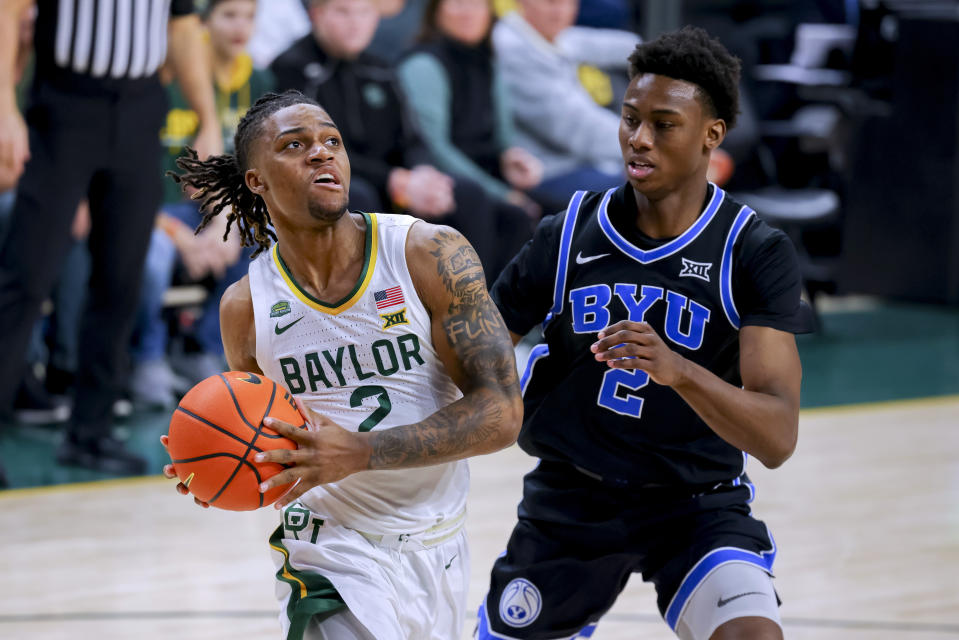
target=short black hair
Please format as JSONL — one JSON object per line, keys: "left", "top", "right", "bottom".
{"left": 627, "top": 26, "right": 741, "bottom": 128}
{"left": 169, "top": 90, "right": 323, "bottom": 256}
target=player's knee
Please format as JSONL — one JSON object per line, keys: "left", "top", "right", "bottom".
{"left": 710, "top": 616, "right": 783, "bottom": 640}
{"left": 674, "top": 562, "right": 781, "bottom": 640}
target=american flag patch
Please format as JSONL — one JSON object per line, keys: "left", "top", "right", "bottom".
{"left": 374, "top": 285, "right": 404, "bottom": 309}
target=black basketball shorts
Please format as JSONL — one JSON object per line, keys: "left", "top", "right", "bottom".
{"left": 478, "top": 460, "right": 778, "bottom": 639}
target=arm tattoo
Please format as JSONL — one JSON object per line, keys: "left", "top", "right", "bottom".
{"left": 431, "top": 230, "right": 517, "bottom": 386}
{"left": 367, "top": 229, "right": 520, "bottom": 469}
{"left": 368, "top": 395, "right": 504, "bottom": 468}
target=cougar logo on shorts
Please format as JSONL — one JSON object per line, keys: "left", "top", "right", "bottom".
{"left": 499, "top": 578, "right": 542, "bottom": 628}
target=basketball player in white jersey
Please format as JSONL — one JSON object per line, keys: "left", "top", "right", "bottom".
{"left": 161, "top": 90, "right": 523, "bottom": 640}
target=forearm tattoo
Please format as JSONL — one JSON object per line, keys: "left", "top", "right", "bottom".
{"left": 368, "top": 230, "right": 520, "bottom": 468}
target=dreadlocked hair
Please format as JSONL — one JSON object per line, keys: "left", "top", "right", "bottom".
{"left": 628, "top": 26, "right": 741, "bottom": 129}
{"left": 168, "top": 90, "right": 323, "bottom": 257}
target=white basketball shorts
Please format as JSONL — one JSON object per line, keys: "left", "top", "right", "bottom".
{"left": 270, "top": 503, "right": 469, "bottom": 640}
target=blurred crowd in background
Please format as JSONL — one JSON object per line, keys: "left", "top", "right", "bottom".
{"left": 1, "top": 0, "right": 953, "bottom": 466}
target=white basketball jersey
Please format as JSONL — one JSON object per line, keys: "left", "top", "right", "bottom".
{"left": 247, "top": 213, "right": 467, "bottom": 534}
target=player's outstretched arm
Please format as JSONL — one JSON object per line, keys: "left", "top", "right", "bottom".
{"left": 591, "top": 321, "right": 800, "bottom": 469}
{"left": 365, "top": 224, "right": 524, "bottom": 469}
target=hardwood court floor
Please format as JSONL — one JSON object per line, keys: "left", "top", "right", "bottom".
{"left": 1, "top": 396, "right": 957, "bottom": 639}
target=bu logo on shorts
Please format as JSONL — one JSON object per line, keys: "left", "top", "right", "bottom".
{"left": 499, "top": 578, "right": 542, "bottom": 628}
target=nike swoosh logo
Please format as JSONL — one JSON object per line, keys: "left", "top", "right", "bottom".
{"left": 444, "top": 553, "right": 458, "bottom": 570}
{"left": 238, "top": 372, "right": 262, "bottom": 384}
{"left": 717, "top": 591, "right": 764, "bottom": 607}
{"left": 274, "top": 317, "right": 304, "bottom": 335}
{"left": 575, "top": 251, "right": 610, "bottom": 265}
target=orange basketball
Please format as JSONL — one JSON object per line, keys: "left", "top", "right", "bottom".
{"left": 166, "top": 371, "right": 306, "bottom": 511}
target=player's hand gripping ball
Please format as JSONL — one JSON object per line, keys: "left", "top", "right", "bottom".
{"left": 166, "top": 371, "right": 306, "bottom": 510}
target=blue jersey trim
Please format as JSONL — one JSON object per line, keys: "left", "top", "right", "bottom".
{"left": 738, "top": 454, "right": 755, "bottom": 502}
{"left": 664, "top": 540, "right": 778, "bottom": 630}
{"left": 598, "top": 183, "right": 725, "bottom": 264}
{"left": 719, "top": 206, "right": 756, "bottom": 329}
{"left": 731, "top": 469, "right": 756, "bottom": 503}
{"left": 520, "top": 344, "right": 550, "bottom": 396}
{"left": 549, "top": 191, "right": 588, "bottom": 318}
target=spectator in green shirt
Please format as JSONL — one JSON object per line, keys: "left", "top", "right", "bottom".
{"left": 397, "top": 0, "right": 547, "bottom": 215}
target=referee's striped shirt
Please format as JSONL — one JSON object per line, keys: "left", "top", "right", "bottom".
{"left": 35, "top": 0, "right": 194, "bottom": 83}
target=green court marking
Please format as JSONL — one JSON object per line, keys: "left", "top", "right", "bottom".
{"left": 798, "top": 301, "right": 959, "bottom": 408}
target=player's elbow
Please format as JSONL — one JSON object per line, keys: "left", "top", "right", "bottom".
{"left": 504, "top": 394, "right": 524, "bottom": 444}
{"left": 489, "top": 391, "right": 523, "bottom": 452}
{"left": 759, "top": 448, "right": 791, "bottom": 470}
{"left": 758, "top": 421, "right": 798, "bottom": 469}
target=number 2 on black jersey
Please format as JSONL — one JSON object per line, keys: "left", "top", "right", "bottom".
{"left": 597, "top": 368, "right": 650, "bottom": 418}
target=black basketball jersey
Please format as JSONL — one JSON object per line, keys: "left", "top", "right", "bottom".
{"left": 492, "top": 182, "right": 813, "bottom": 488}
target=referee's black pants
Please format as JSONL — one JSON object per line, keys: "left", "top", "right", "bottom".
{"left": 0, "top": 78, "right": 166, "bottom": 442}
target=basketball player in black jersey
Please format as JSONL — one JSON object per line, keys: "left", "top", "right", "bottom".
{"left": 477, "top": 27, "right": 813, "bottom": 640}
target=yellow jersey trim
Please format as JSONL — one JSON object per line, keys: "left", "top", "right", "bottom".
{"left": 269, "top": 541, "right": 308, "bottom": 599}
{"left": 272, "top": 212, "right": 378, "bottom": 315}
